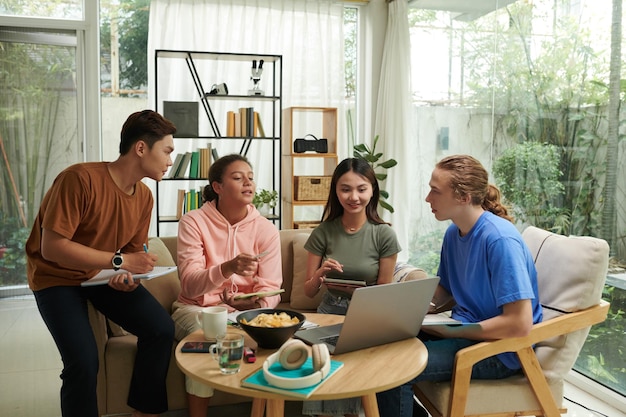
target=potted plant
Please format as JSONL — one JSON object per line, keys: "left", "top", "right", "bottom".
{"left": 253, "top": 189, "right": 278, "bottom": 215}
{"left": 353, "top": 135, "right": 398, "bottom": 213}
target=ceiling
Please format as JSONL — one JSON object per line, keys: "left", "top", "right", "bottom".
{"left": 408, "top": 0, "right": 517, "bottom": 21}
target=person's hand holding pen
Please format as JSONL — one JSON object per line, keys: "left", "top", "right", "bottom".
{"left": 123, "top": 243, "right": 158, "bottom": 274}
{"left": 110, "top": 243, "right": 158, "bottom": 290}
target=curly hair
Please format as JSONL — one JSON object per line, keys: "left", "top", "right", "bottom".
{"left": 436, "top": 154, "right": 514, "bottom": 223}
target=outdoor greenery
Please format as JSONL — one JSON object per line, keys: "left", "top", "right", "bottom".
{"left": 0, "top": 37, "right": 77, "bottom": 286}
{"left": 0, "top": 215, "right": 29, "bottom": 285}
{"left": 100, "top": 0, "right": 150, "bottom": 94}
{"left": 406, "top": 1, "right": 625, "bottom": 395}
{"left": 460, "top": 1, "right": 619, "bottom": 242}
{"left": 493, "top": 142, "right": 569, "bottom": 233}
{"left": 576, "top": 284, "right": 626, "bottom": 392}
{"left": 407, "top": 230, "right": 443, "bottom": 276}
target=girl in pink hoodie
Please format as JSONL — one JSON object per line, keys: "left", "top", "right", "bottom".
{"left": 171, "top": 154, "right": 282, "bottom": 417}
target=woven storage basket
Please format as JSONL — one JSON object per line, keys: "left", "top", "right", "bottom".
{"left": 294, "top": 176, "right": 331, "bottom": 201}
{"left": 293, "top": 221, "right": 321, "bottom": 229}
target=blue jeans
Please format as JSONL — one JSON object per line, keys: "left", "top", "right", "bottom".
{"left": 376, "top": 335, "right": 521, "bottom": 417}
{"left": 34, "top": 284, "right": 174, "bottom": 417}
{"left": 317, "top": 291, "right": 350, "bottom": 315}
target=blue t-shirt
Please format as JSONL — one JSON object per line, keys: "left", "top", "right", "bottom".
{"left": 438, "top": 211, "right": 543, "bottom": 369}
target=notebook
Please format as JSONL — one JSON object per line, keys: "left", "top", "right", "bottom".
{"left": 294, "top": 277, "right": 439, "bottom": 354}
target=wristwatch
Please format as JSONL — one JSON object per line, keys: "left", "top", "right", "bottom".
{"left": 112, "top": 250, "right": 123, "bottom": 271}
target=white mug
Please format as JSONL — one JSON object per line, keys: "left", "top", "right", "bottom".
{"left": 196, "top": 306, "right": 228, "bottom": 340}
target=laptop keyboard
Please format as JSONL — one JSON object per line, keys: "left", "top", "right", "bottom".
{"left": 320, "top": 335, "right": 340, "bottom": 347}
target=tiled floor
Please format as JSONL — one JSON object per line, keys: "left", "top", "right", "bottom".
{"left": 1, "top": 295, "right": 624, "bottom": 417}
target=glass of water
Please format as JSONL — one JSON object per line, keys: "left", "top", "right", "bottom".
{"left": 209, "top": 333, "right": 244, "bottom": 374}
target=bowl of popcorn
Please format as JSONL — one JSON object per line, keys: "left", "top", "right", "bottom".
{"left": 236, "top": 308, "right": 306, "bottom": 349}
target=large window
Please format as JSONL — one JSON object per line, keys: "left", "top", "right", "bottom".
{"left": 0, "top": 0, "right": 98, "bottom": 295}
{"left": 406, "top": 0, "right": 625, "bottom": 400}
{"left": 0, "top": 27, "right": 82, "bottom": 293}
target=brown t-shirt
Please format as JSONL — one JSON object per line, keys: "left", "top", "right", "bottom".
{"left": 26, "top": 162, "right": 153, "bottom": 291}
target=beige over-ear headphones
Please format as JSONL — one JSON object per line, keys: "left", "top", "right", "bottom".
{"left": 263, "top": 339, "right": 331, "bottom": 389}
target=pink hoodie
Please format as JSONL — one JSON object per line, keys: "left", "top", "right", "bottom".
{"left": 176, "top": 201, "right": 282, "bottom": 310}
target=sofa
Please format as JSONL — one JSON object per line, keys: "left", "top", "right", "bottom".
{"left": 89, "top": 228, "right": 428, "bottom": 416}
{"left": 89, "top": 228, "right": 322, "bottom": 416}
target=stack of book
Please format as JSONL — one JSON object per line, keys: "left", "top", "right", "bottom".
{"left": 176, "top": 188, "right": 203, "bottom": 219}
{"left": 167, "top": 143, "right": 218, "bottom": 179}
{"left": 226, "top": 107, "right": 266, "bottom": 138}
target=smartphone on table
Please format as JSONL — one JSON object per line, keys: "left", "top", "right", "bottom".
{"left": 181, "top": 341, "right": 211, "bottom": 353}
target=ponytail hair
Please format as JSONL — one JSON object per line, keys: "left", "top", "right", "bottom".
{"left": 436, "top": 155, "right": 514, "bottom": 223}
{"left": 483, "top": 184, "right": 514, "bottom": 222}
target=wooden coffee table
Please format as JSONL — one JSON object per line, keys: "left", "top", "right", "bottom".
{"left": 175, "top": 313, "right": 428, "bottom": 417}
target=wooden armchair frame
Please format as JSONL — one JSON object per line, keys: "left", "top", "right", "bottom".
{"left": 413, "top": 300, "right": 610, "bottom": 417}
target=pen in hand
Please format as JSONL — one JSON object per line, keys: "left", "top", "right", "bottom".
{"left": 143, "top": 243, "right": 149, "bottom": 253}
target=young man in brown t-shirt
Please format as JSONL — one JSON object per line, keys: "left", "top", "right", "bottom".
{"left": 26, "top": 110, "right": 176, "bottom": 417}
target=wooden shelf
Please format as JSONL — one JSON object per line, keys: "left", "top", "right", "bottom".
{"left": 281, "top": 107, "right": 338, "bottom": 229}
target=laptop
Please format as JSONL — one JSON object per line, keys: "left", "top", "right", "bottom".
{"left": 294, "top": 277, "right": 439, "bottom": 354}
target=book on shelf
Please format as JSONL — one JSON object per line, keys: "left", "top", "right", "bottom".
{"left": 255, "top": 111, "right": 265, "bottom": 137}
{"left": 237, "top": 107, "right": 256, "bottom": 138}
{"left": 175, "top": 152, "right": 193, "bottom": 178}
{"left": 226, "top": 111, "right": 236, "bottom": 137}
{"left": 199, "top": 143, "right": 211, "bottom": 179}
{"left": 185, "top": 189, "right": 201, "bottom": 212}
{"left": 211, "top": 147, "right": 219, "bottom": 163}
{"left": 238, "top": 107, "right": 249, "bottom": 137}
{"left": 176, "top": 189, "right": 186, "bottom": 220}
{"left": 176, "top": 188, "right": 203, "bottom": 219}
{"left": 167, "top": 153, "right": 184, "bottom": 179}
{"left": 189, "top": 151, "right": 200, "bottom": 178}
{"left": 241, "top": 357, "right": 344, "bottom": 399}
{"left": 247, "top": 107, "right": 254, "bottom": 137}
{"left": 234, "top": 111, "right": 242, "bottom": 137}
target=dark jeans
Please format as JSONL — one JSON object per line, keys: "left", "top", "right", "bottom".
{"left": 376, "top": 334, "right": 521, "bottom": 417}
{"left": 34, "top": 284, "right": 174, "bottom": 417}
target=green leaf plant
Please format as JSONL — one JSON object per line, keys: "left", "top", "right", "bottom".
{"left": 253, "top": 189, "right": 278, "bottom": 209}
{"left": 353, "top": 135, "right": 398, "bottom": 213}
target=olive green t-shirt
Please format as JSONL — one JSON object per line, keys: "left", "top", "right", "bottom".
{"left": 304, "top": 218, "right": 401, "bottom": 293}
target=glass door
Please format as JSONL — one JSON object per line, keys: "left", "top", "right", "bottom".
{"left": 0, "top": 27, "right": 82, "bottom": 294}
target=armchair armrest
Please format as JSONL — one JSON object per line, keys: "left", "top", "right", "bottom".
{"left": 446, "top": 300, "right": 610, "bottom": 417}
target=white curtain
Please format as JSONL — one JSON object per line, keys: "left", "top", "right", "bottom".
{"left": 147, "top": 0, "right": 346, "bottom": 233}
{"left": 374, "top": 0, "right": 413, "bottom": 261}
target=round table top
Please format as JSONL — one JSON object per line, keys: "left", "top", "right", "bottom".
{"left": 175, "top": 312, "right": 428, "bottom": 401}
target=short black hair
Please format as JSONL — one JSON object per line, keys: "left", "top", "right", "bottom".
{"left": 119, "top": 110, "right": 177, "bottom": 155}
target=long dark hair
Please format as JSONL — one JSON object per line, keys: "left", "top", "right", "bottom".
{"left": 202, "top": 154, "right": 251, "bottom": 203}
{"left": 436, "top": 154, "right": 513, "bottom": 222}
{"left": 321, "top": 158, "right": 388, "bottom": 225}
